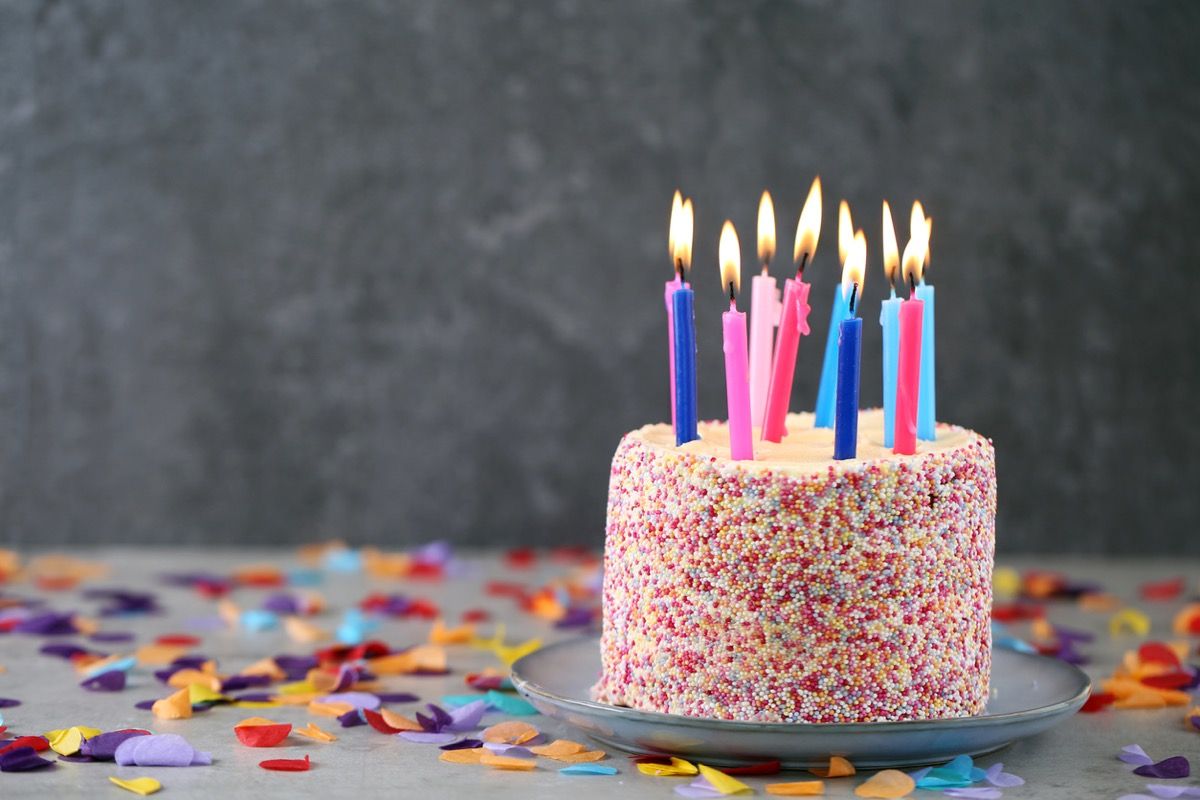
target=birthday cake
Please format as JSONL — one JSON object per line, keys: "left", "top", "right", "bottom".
{"left": 592, "top": 409, "right": 996, "bottom": 723}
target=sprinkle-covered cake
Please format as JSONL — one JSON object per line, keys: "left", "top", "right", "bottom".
{"left": 593, "top": 409, "right": 996, "bottom": 724}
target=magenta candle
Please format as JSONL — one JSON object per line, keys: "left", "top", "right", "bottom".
{"left": 720, "top": 220, "right": 753, "bottom": 461}
{"left": 894, "top": 297, "right": 924, "bottom": 456}
{"left": 748, "top": 270, "right": 780, "bottom": 430}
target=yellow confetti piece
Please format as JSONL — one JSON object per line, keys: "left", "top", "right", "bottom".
{"left": 766, "top": 780, "right": 826, "bottom": 796}
{"left": 991, "top": 567, "right": 1020, "bottom": 598}
{"left": 187, "top": 683, "right": 228, "bottom": 705}
{"left": 44, "top": 726, "right": 102, "bottom": 755}
{"left": 494, "top": 637, "right": 541, "bottom": 667}
{"left": 855, "top": 769, "right": 916, "bottom": 798}
{"left": 232, "top": 700, "right": 281, "bottom": 709}
{"left": 479, "top": 753, "right": 537, "bottom": 771}
{"left": 440, "top": 748, "right": 487, "bottom": 764}
{"left": 294, "top": 722, "right": 337, "bottom": 742}
{"left": 109, "top": 776, "right": 162, "bottom": 796}
{"left": 152, "top": 687, "right": 193, "bottom": 720}
{"left": 277, "top": 679, "right": 318, "bottom": 695}
{"left": 637, "top": 757, "right": 699, "bottom": 777}
{"left": 810, "top": 756, "right": 855, "bottom": 778}
{"left": 1109, "top": 608, "right": 1151, "bottom": 637}
{"left": 430, "top": 618, "right": 475, "bottom": 645}
{"left": 698, "top": 764, "right": 753, "bottom": 795}
{"left": 481, "top": 720, "right": 540, "bottom": 744}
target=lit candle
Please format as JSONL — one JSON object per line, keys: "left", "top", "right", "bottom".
{"left": 834, "top": 230, "right": 867, "bottom": 460}
{"left": 913, "top": 205, "right": 936, "bottom": 441}
{"left": 762, "top": 178, "right": 821, "bottom": 443}
{"left": 814, "top": 199, "right": 855, "bottom": 429}
{"left": 719, "top": 221, "right": 753, "bottom": 460}
{"left": 665, "top": 191, "right": 686, "bottom": 430}
{"left": 748, "top": 191, "right": 781, "bottom": 430}
{"left": 894, "top": 221, "right": 930, "bottom": 456}
{"left": 879, "top": 201, "right": 902, "bottom": 448}
{"left": 671, "top": 197, "right": 698, "bottom": 446}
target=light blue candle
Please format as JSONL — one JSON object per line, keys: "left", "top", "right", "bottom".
{"left": 916, "top": 281, "right": 935, "bottom": 440}
{"left": 814, "top": 285, "right": 848, "bottom": 428}
{"left": 880, "top": 290, "right": 901, "bottom": 448}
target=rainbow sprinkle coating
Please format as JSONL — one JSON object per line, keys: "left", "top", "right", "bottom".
{"left": 593, "top": 411, "right": 997, "bottom": 723}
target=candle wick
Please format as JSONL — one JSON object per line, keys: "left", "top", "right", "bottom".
{"left": 675, "top": 258, "right": 685, "bottom": 282}
{"left": 908, "top": 272, "right": 916, "bottom": 296}
{"left": 795, "top": 251, "right": 810, "bottom": 276}
{"left": 848, "top": 283, "right": 858, "bottom": 316}
{"left": 728, "top": 281, "right": 737, "bottom": 304}
{"left": 761, "top": 263, "right": 768, "bottom": 276}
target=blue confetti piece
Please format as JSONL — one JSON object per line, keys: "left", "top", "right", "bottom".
{"left": 561, "top": 764, "right": 617, "bottom": 776}
{"left": 484, "top": 690, "right": 539, "bottom": 716}
{"left": 83, "top": 655, "right": 137, "bottom": 679}
{"left": 324, "top": 548, "right": 362, "bottom": 572}
{"left": 288, "top": 568, "right": 323, "bottom": 586}
{"left": 240, "top": 609, "right": 279, "bottom": 632}
{"left": 441, "top": 694, "right": 485, "bottom": 709}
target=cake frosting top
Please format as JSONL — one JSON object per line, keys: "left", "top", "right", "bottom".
{"left": 633, "top": 409, "right": 985, "bottom": 477}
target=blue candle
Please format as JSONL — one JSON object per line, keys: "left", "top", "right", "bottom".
{"left": 814, "top": 285, "right": 848, "bottom": 428}
{"left": 672, "top": 285, "right": 699, "bottom": 446}
{"left": 834, "top": 313, "right": 861, "bottom": 460}
{"left": 880, "top": 291, "right": 901, "bottom": 448}
{"left": 916, "top": 281, "right": 935, "bottom": 440}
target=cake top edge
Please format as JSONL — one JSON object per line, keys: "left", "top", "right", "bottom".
{"left": 629, "top": 409, "right": 990, "bottom": 476}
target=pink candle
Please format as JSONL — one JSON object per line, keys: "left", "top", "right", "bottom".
{"left": 761, "top": 277, "right": 811, "bottom": 442}
{"left": 894, "top": 298, "right": 923, "bottom": 455}
{"left": 720, "top": 220, "right": 753, "bottom": 460}
{"left": 748, "top": 271, "right": 780, "bottom": 429}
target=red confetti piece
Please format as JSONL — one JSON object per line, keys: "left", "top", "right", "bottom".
{"left": 260, "top": 754, "right": 311, "bottom": 772}
{"left": 1139, "top": 642, "right": 1182, "bottom": 669}
{"left": 720, "top": 759, "right": 782, "bottom": 775}
{"left": 991, "top": 603, "right": 1044, "bottom": 623}
{"left": 408, "top": 562, "right": 444, "bottom": 580}
{"left": 362, "top": 709, "right": 403, "bottom": 734}
{"left": 461, "top": 609, "right": 491, "bottom": 623}
{"left": 1142, "top": 673, "right": 1193, "bottom": 690}
{"left": 1080, "top": 692, "right": 1115, "bottom": 713}
{"left": 234, "top": 723, "right": 292, "bottom": 748}
{"left": 0, "top": 736, "right": 51, "bottom": 756}
{"left": 405, "top": 599, "right": 440, "bottom": 619}
{"left": 1140, "top": 577, "right": 1185, "bottom": 601}
{"left": 155, "top": 634, "right": 201, "bottom": 647}
{"left": 505, "top": 548, "right": 536, "bottom": 568}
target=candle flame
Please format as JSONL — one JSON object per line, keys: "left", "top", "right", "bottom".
{"left": 669, "top": 196, "right": 694, "bottom": 273}
{"left": 792, "top": 176, "right": 822, "bottom": 268}
{"left": 838, "top": 200, "right": 854, "bottom": 266}
{"left": 882, "top": 200, "right": 900, "bottom": 288}
{"left": 668, "top": 190, "right": 682, "bottom": 260}
{"left": 719, "top": 220, "right": 741, "bottom": 297}
{"left": 757, "top": 190, "right": 776, "bottom": 266}
{"left": 924, "top": 215, "right": 933, "bottom": 269}
{"left": 901, "top": 216, "right": 930, "bottom": 290}
{"left": 841, "top": 230, "right": 867, "bottom": 311}
{"left": 909, "top": 200, "right": 925, "bottom": 242}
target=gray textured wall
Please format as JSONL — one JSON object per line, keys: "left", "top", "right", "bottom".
{"left": 1, "top": 1, "right": 1197, "bottom": 553}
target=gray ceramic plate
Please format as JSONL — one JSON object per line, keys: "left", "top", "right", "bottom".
{"left": 512, "top": 636, "right": 1090, "bottom": 769}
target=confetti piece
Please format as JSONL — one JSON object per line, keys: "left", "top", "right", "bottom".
{"left": 0, "top": 736, "right": 50, "bottom": 755}
{"left": 480, "top": 752, "right": 538, "bottom": 771}
{"left": 481, "top": 720, "right": 539, "bottom": 744}
{"left": 560, "top": 764, "right": 618, "bottom": 775}
{"left": 1186, "top": 707, "right": 1200, "bottom": 732}
{"left": 1141, "top": 577, "right": 1185, "bottom": 601}
{"left": 984, "top": 762, "right": 1025, "bottom": 787}
{"left": 1110, "top": 609, "right": 1152, "bottom": 637}
{"left": 240, "top": 658, "right": 287, "bottom": 681}
{"left": 234, "top": 720, "right": 292, "bottom": 747}
{"left": 81, "top": 670, "right": 127, "bottom": 692}
{"left": 260, "top": 754, "right": 312, "bottom": 771}
{"left": 80, "top": 730, "right": 151, "bottom": 760}
{"left": 1081, "top": 692, "right": 1116, "bottom": 713}
{"left": 638, "top": 758, "right": 699, "bottom": 777}
{"left": 115, "top": 734, "right": 211, "bottom": 767}
{"left": 294, "top": 722, "right": 336, "bottom": 742}
{"left": 45, "top": 726, "right": 103, "bottom": 755}
{"left": 698, "top": 764, "right": 752, "bottom": 795}
{"left": 0, "top": 698, "right": 21, "bottom": 709}
{"left": 308, "top": 701, "right": 355, "bottom": 718}
{"left": 855, "top": 769, "right": 916, "bottom": 798}
{"left": 430, "top": 618, "right": 475, "bottom": 645}
{"left": 108, "top": 776, "right": 162, "bottom": 796}
{"left": 0, "top": 746, "right": 56, "bottom": 771}
{"left": 1120, "top": 745, "right": 1156, "bottom": 766}
{"left": 284, "top": 617, "right": 329, "bottom": 644}
{"left": 1079, "top": 592, "right": 1122, "bottom": 612}
{"left": 440, "top": 747, "right": 487, "bottom": 764}
{"left": 152, "top": 687, "right": 193, "bottom": 720}
{"left": 943, "top": 789, "right": 1001, "bottom": 799}
{"left": 136, "top": 644, "right": 192, "bottom": 667}
{"left": 398, "top": 731, "right": 459, "bottom": 745}
{"left": 766, "top": 781, "right": 826, "bottom": 796}
{"left": 484, "top": 690, "right": 539, "bottom": 716}
{"left": 810, "top": 756, "right": 856, "bottom": 778}
{"left": 1172, "top": 604, "right": 1200, "bottom": 635}
{"left": 1144, "top": 785, "right": 1200, "bottom": 798}
{"left": 531, "top": 739, "right": 589, "bottom": 758}
{"left": 441, "top": 738, "right": 484, "bottom": 751}
{"left": 991, "top": 567, "right": 1020, "bottom": 597}
{"left": 1134, "top": 757, "right": 1191, "bottom": 779}
{"left": 483, "top": 742, "right": 536, "bottom": 757}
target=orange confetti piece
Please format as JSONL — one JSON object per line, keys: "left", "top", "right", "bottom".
{"left": 168, "top": 669, "right": 223, "bottom": 691}
{"left": 379, "top": 709, "right": 423, "bottom": 731}
{"left": 1079, "top": 592, "right": 1121, "bottom": 612}
{"left": 239, "top": 658, "right": 287, "bottom": 681}
{"left": 855, "top": 769, "right": 915, "bottom": 798}
{"left": 481, "top": 720, "right": 539, "bottom": 744}
{"left": 307, "top": 701, "right": 355, "bottom": 718}
{"left": 1173, "top": 603, "right": 1200, "bottom": 635}
{"left": 440, "top": 748, "right": 487, "bottom": 764}
{"left": 479, "top": 753, "right": 537, "bottom": 771}
{"left": 766, "top": 781, "right": 826, "bottom": 796}
{"left": 810, "top": 756, "right": 855, "bottom": 778}
{"left": 430, "top": 618, "right": 475, "bottom": 645}
{"left": 366, "top": 644, "right": 447, "bottom": 675}
{"left": 152, "top": 687, "right": 193, "bottom": 720}
{"left": 294, "top": 722, "right": 337, "bottom": 743}
{"left": 234, "top": 716, "right": 279, "bottom": 727}
{"left": 136, "top": 643, "right": 191, "bottom": 667}
{"left": 530, "top": 739, "right": 589, "bottom": 758}
{"left": 1114, "top": 691, "right": 1168, "bottom": 709}
{"left": 285, "top": 617, "right": 330, "bottom": 644}
{"left": 556, "top": 750, "right": 608, "bottom": 763}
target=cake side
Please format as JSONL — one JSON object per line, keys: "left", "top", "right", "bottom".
{"left": 592, "top": 411, "right": 996, "bottom": 723}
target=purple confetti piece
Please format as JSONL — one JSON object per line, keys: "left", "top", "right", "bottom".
{"left": 447, "top": 699, "right": 488, "bottom": 731}
{"left": 554, "top": 607, "right": 595, "bottom": 628}
{"left": 1145, "top": 785, "right": 1200, "bottom": 798}
{"left": 229, "top": 692, "right": 274, "bottom": 703}
{"left": 1121, "top": 745, "right": 1155, "bottom": 767}
{"left": 398, "top": 731, "right": 458, "bottom": 745}
{"left": 40, "top": 643, "right": 91, "bottom": 660}
{"left": 57, "top": 754, "right": 95, "bottom": 763}
{"left": 1134, "top": 757, "right": 1191, "bottom": 779}
{"left": 328, "top": 663, "right": 358, "bottom": 693}
{"left": 944, "top": 789, "right": 1002, "bottom": 800}
{"left": 134, "top": 699, "right": 158, "bottom": 710}
{"left": 80, "top": 730, "right": 150, "bottom": 760}
{"left": 0, "top": 698, "right": 21, "bottom": 709}
{"left": 116, "top": 733, "right": 203, "bottom": 767}
{"left": 337, "top": 708, "right": 367, "bottom": 728}
{"left": 984, "top": 762, "right": 1025, "bottom": 787}
{"left": 320, "top": 692, "right": 380, "bottom": 710}
{"left": 674, "top": 787, "right": 722, "bottom": 798}
{"left": 90, "top": 631, "right": 136, "bottom": 643}
{"left": 81, "top": 669, "right": 127, "bottom": 692}
{"left": 274, "top": 654, "right": 318, "bottom": 680}
{"left": 1117, "top": 796, "right": 1159, "bottom": 800}
{"left": 170, "top": 655, "right": 209, "bottom": 670}
{"left": 190, "top": 750, "right": 212, "bottom": 766}
{"left": 374, "top": 692, "right": 419, "bottom": 703}
{"left": 15, "top": 612, "right": 79, "bottom": 636}
{"left": 482, "top": 742, "right": 535, "bottom": 757}
{"left": 261, "top": 593, "right": 300, "bottom": 615}
{"left": 0, "top": 746, "right": 56, "bottom": 772}
{"left": 220, "top": 674, "right": 272, "bottom": 693}
{"left": 440, "top": 738, "right": 483, "bottom": 751}
{"left": 909, "top": 767, "right": 932, "bottom": 782}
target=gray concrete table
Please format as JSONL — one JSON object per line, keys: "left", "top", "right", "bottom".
{"left": 0, "top": 549, "right": 1196, "bottom": 799}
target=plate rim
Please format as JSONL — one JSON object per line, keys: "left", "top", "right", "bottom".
{"left": 512, "top": 635, "right": 1092, "bottom": 734}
